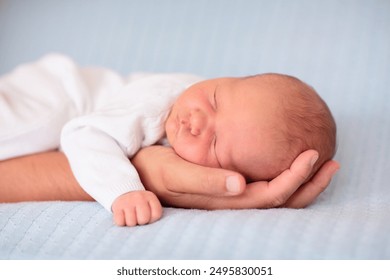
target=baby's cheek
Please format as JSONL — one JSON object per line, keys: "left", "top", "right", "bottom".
{"left": 174, "top": 144, "right": 211, "bottom": 167}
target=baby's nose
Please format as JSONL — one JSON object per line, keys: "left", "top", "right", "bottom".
{"left": 190, "top": 109, "right": 208, "bottom": 136}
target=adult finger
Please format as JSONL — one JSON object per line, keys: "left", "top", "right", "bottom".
{"left": 283, "top": 160, "right": 340, "bottom": 208}
{"left": 167, "top": 164, "right": 246, "bottom": 196}
{"left": 160, "top": 147, "right": 247, "bottom": 196}
{"left": 262, "top": 149, "right": 320, "bottom": 207}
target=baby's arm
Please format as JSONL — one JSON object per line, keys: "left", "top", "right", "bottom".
{"left": 61, "top": 121, "right": 145, "bottom": 208}
{"left": 62, "top": 121, "right": 164, "bottom": 226}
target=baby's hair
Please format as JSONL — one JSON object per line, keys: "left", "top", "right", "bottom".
{"left": 248, "top": 73, "right": 337, "bottom": 180}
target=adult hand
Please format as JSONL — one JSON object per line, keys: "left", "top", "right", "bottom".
{"left": 131, "top": 146, "right": 339, "bottom": 210}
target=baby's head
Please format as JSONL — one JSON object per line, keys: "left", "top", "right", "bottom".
{"left": 165, "top": 73, "right": 336, "bottom": 182}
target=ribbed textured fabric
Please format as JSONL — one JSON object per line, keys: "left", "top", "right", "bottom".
{"left": 0, "top": 0, "right": 389, "bottom": 259}
{"left": 1, "top": 201, "right": 389, "bottom": 259}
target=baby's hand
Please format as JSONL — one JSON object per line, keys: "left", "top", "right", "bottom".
{"left": 111, "top": 191, "right": 163, "bottom": 226}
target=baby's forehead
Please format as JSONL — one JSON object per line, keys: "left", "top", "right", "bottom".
{"left": 227, "top": 76, "right": 289, "bottom": 101}
{"left": 236, "top": 74, "right": 309, "bottom": 94}
{"left": 231, "top": 75, "right": 322, "bottom": 117}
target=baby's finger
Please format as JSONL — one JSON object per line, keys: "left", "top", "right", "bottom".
{"left": 148, "top": 200, "right": 163, "bottom": 224}
{"left": 135, "top": 202, "right": 152, "bottom": 226}
{"left": 283, "top": 160, "right": 340, "bottom": 208}
{"left": 124, "top": 208, "right": 137, "bottom": 227}
{"left": 113, "top": 209, "right": 126, "bottom": 226}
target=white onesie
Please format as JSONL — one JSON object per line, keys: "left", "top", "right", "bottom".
{"left": 0, "top": 54, "right": 202, "bottom": 211}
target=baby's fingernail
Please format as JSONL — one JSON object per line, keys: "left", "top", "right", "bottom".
{"left": 310, "top": 154, "right": 319, "bottom": 167}
{"left": 226, "top": 176, "right": 241, "bottom": 194}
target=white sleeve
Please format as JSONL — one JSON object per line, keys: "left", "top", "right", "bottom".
{"left": 61, "top": 115, "right": 145, "bottom": 212}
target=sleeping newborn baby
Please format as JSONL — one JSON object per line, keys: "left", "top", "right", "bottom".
{"left": 0, "top": 54, "right": 336, "bottom": 226}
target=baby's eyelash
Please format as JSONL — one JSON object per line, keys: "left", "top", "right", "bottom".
{"left": 213, "top": 136, "right": 221, "bottom": 167}
{"left": 213, "top": 88, "right": 218, "bottom": 110}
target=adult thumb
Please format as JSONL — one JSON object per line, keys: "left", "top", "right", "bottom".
{"left": 167, "top": 163, "right": 246, "bottom": 196}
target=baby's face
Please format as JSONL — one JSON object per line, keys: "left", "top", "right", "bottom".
{"left": 165, "top": 77, "right": 285, "bottom": 181}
